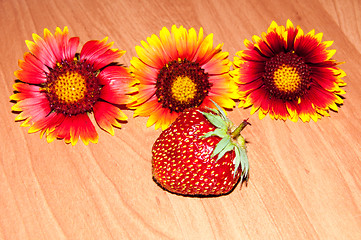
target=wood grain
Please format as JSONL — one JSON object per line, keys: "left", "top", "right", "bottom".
{"left": 1, "top": 0, "right": 361, "bottom": 239}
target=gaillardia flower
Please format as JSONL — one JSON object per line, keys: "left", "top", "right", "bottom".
{"left": 130, "top": 25, "right": 238, "bottom": 130}
{"left": 233, "top": 20, "right": 346, "bottom": 122}
{"left": 11, "top": 27, "right": 137, "bottom": 145}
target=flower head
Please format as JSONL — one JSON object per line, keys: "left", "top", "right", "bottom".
{"left": 11, "top": 27, "right": 137, "bottom": 145}
{"left": 130, "top": 25, "right": 238, "bottom": 130}
{"left": 232, "top": 20, "right": 346, "bottom": 122}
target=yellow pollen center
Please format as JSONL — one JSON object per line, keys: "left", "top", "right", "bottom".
{"left": 54, "top": 71, "right": 87, "bottom": 104}
{"left": 273, "top": 64, "right": 302, "bottom": 93}
{"left": 171, "top": 76, "right": 197, "bottom": 103}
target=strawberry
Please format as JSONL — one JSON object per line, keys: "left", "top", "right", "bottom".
{"left": 152, "top": 103, "right": 249, "bottom": 196}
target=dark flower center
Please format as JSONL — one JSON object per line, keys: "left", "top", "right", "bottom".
{"left": 155, "top": 58, "right": 211, "bottom": 112}
{"left": 263, "top": 52, "right": 311, "bottom": 101}
{"left": 44, "top": 58, "right": 101, "bottom": 116}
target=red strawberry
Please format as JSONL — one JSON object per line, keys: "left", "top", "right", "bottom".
{"left": 152, "top": 103, "right": 249, "bottom": 196}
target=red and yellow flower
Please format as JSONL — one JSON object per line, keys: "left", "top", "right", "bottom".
{"left": 130, "top": 25, "right": 238, "bottom": 130}
{"left": 11, "top": 27, "right": 137, "bottom": 145}
{"left": 232, "top": 19, "right": 346, "bottom": 122}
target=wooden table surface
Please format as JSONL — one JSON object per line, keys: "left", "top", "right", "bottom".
{"left": 1, "top": 0, "right": 361, "bottom": 239}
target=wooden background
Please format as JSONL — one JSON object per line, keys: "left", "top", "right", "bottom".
{"left": 1, "top": 0, "right": 360, "bottom": 239}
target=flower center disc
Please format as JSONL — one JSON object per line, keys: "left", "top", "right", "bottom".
{"left": 156, "top": 59, "right": 211, "bottom": 112}
{"left": 45, "top": 60, "right": 101, "bottom": 116}
{"left": 171, "top": 76, "right": 197, "bottom": 103}
{"left": 54, "top": 71, "right": 86, "bottom": 104}
{"left": 263, "top": 52, "right": 311, "bottom": 101}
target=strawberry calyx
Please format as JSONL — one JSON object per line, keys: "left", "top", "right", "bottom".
{"left": 198, "top": 102, "right": 250, "bottom": 181}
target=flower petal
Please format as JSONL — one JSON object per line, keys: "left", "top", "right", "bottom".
{"left": 98, "top": 66, "right": 137, "bottom": 105}
{"left": 46, "top": 114, "right": 98, "bottom": 145}
{"left": 80, "top": 38, "right": 125, "bottom": 70}
{"left": 94, "top": 101, "right": 127, "bottom": 135}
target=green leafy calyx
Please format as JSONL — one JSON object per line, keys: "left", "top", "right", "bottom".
{"left": 198, "top": 102, "right": 250, "bottom": 181}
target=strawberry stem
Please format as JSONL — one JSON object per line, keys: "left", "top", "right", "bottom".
{"left": 231, "top": 119, "right": 250, "bottom": 139}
